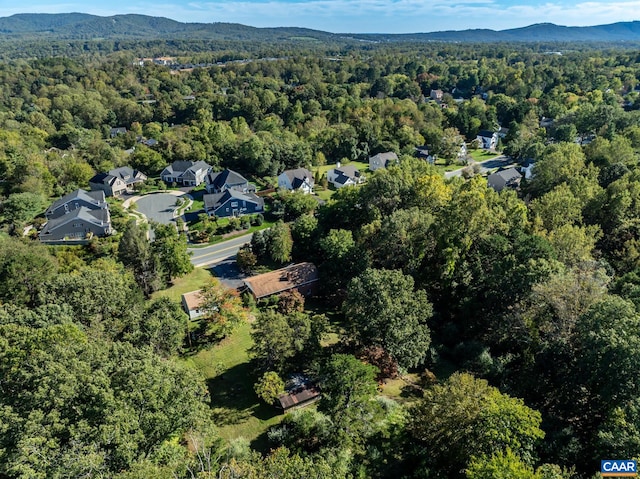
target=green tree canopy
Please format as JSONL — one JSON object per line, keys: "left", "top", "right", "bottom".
{"left": 343, "top": 268, "right": 432, "bottom": 369}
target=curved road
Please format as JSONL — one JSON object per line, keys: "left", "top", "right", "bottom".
{"left": 188, "top": 233, "right": 253, "bottom": 268}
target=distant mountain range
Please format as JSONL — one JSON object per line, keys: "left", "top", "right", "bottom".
{"left": 1, "top": 13, "right": 640, "bottom": 43}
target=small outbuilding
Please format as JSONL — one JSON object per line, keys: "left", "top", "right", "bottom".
{"left": 181, "top": 290, "right": 206, "bottom": 320}
{"left": 277, "top": 384, "right": 321, "bottom": 413}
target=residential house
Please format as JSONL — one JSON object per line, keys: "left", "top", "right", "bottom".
{"left": 136, "top": 136, "right": 158, "bottom": 147}
{"left": 203, "top": 189, "right": 264, "bottom": 218}
{"left": 181, "top": 290, "right": 206, "bottom": 320}
{"left": 205, "top": 169, "right": 254, "bottom": 194}
{"left": 40, "top": 189, "right": 112, "bottom": 243}
{"left": 243, "top": 262, "right": 319, "bottom": 300}
{"left": 415, "top": 146, "right": 435, "bottom": 164}
{"left": 44, "top": 189, "right": 108, "bottom": 220}
{"left": 277, "top": 168, "right": 314, "bottom": 194}
{"left": 110, "top": 127, "right": 127, "bottom": 138}
{"left": 477, "top": 130, "right": 499, "bottom": 150}
{"left": 487, "top": 168, "right": 522, "bottom": 192}
{"left": 161, "top": 160, "right": 211, "bottom": 186}
{"left": 326, "top": 164, "right": 364, "bottom": 189}
{"left": 369, "top": 152, "right": 399, "bottom": 171}
{"left": 89, "top": 166, "right": 147, "bottom": 197}
{"left": 430, "top": 89, "right": 444, "bottom": 101}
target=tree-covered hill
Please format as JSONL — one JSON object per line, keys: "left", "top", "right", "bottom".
{"left": 0, "top": 13, "right": 340, "bottom": 42}
{"left": 2, "top": 13, "right": 640, "bottom": 44}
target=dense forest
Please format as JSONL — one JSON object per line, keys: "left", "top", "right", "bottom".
{"left": 2, "top": 33, "right": 640, "bottom": 478}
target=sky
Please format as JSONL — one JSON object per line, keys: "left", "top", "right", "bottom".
{"left": 2, "top": 0, "right": 640, "bottom": 34}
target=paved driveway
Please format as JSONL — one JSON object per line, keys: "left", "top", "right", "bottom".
{"left": 134, "top": 193, "right": 181, "bottom": 224}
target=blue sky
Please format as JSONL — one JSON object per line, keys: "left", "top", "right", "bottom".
{"left": 2, "top": 0, "right": 640, "bottom": 33}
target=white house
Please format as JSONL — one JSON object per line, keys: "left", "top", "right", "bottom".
{"left": 327, "top": 164, "right": 364, "bottom": 189}
{"left": 477, "top": 130, "right": 499, "bottom": 150}
{"left": 278, "top": 168, "right": 314, "bottom": 194}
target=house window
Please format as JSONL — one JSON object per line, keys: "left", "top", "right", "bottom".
{"left": 231, "top": 202, "right": 238, "bottom": 207}
{"left": 72, "top": 222, "right": 82, "bottom": 228}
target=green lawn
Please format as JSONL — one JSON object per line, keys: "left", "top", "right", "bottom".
{"left": 183, "top": 321, "right": 283, "bottom": 450}
{"left": 188, "top": 220, "right": 275, "bottom": 248}
{"left": 431, "top": 158, "right": 465, "bottom": 174}
{"left": 313, "top": 188, "right": 334, "bottom": 201}
{"left": 152, "top": 267, "right": 214, "bottom": 302}
{"left": 468, "top": 149, "right": 500, "bottom": 162}
{"left": 312, "top": 160, "right": 370, "bottom": 177}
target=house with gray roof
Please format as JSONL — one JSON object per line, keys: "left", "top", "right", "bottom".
{"left": 205, "top": 169, "right": 254, "bottom": 194}
{"left": 203, "top": 189, "right": 264, "bottom": 218}
{"left": 326, "top": 164, "right": 364, "bottom": 189}
{"left": 277, "top": 168, "right": 314, "bottom": 194}
{"left": 40, "top": 189, "right": 113, "bottom": 244}
{"left": 45, "top": 189, "right": 108, "bottom": 220}
{"left": 369, "top": 152, "right": 398, "bottom": 171}
{"left": 487, "top": 168, "right": 522, "bottom": 192}
{"left": 39, "top": 207, "right": 112, "bottom": 244}
{"left": 89, "top": 166, "right": 147, "bottom": 197}
{"left": 110, "top": 127, "right": 127, "bottom": 138}
{"left": 161, "top": 160, "right": 211, "bottom": 186}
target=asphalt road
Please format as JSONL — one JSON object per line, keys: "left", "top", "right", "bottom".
{"left": 188, "top": 232, "right": 253, "bottom": 268}
{"left": 134, "top": 193, "right": 180, "bottom": 224}
{"left": 444, "top": 155, "right": 512, "bottom": 179}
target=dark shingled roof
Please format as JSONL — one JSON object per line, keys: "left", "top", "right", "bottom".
{"left": 206, "top": 169, "right": 249, "bottom": 190}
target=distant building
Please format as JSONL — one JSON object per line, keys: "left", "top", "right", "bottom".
{"left": 205, "top": 169, "right": 254, "bottom": 194}
{"left": 369, "top": 152, "right": 399, "bottom": 171}
{"left": 487, "top": 168, "right": 522, "bottom": 192}
{"left": 326, "top": 164, "right": 365, "bottom": 189}
{"left": 430, "top": 89, "right": 444, "bottom": 101}
{"left": 161, "top": 160, "right": 211, "bottom": 186}
{"left": 89, "top": 166, "right": 147, "bottom": 197}
{"left": 203, "top": 189, "right": 264, "bottom": 218}
{"left": 477, "top": 130, "right": 499, "bottom": 150}
{"left": 277, "top": 168, "right": 314, "bottom": 194}
{"left": 110, "top": 127, "right": 127, "bottom": 138}
{"left": 415, "top": 146, "right": 435, "bottom": 164}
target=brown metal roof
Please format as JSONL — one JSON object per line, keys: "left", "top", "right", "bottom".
{"left": 278, "top": 386, "right": 321, "bottom": 410}
{"left": 244, "top": 262, "right": 319, "bottom": 299}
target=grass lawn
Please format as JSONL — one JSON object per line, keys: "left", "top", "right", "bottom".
{"left": 152, "top": 267, "right": 214, "bottom": 302}
{"left": 312, "top": 160, "right": 370, "bottom": 178}
{"left": 188, "top": 220, "right": 275, "bottom": 248}
{"left": 431, "top": 158, "right": 465, "bottom": 175}
{"left": 184, "top": 321, "right": 283, "bottom": 451}
{"left": 378, "top": 373, "right": 424, "bottom": 404}
{"left": 468, "top": 149, "right": 500, "bottom": 162}
{"left": 314, "top": 188, "right": 334, "bottom": 201}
